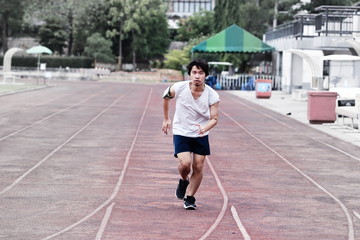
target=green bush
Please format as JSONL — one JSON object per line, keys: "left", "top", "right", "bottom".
{"left": 0, "top": 56, "right": 94, "bottom": 68}
{"left": 84, "top": 33, "right": 115, "bottom": 63}
{"left": 163, "top": 49, "right": 189, "bottom": 71}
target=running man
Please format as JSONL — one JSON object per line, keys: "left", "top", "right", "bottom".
{"left": 162, "top": 58, "right": 220, "bottom": 210}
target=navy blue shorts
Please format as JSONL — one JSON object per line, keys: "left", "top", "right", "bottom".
{"left": 173, "top": 135, "right": 210, "bottom": 158}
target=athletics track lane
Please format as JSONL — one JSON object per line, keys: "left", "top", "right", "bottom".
{"left": 0, "top": 81, "right": 360, "bottom": 240}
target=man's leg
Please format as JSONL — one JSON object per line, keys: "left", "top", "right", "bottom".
{"left": 186, "top": 154, "right": 206, "bottom": 196}
{"left": 175, "top": 152, "right": 191, "bottom": 199}
{"left": 183, "top": 154, "right": 205, "bottom": 210}
{"left": 177, "top": 152, "right": 192, "bottom": 180}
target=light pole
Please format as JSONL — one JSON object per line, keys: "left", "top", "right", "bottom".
{"left": 273, "top": 0, "right": 279, "bottom": 28}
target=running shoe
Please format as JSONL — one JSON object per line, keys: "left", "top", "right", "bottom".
{"left": 175, "top": 179, "right": 189, "bottom": 199}
{"left": 184, "top": 196, "right": 196, "bottom": 210}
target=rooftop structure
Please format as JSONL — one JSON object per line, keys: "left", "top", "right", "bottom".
{"left": 166, "top": 0, "right": 215, "bottom": 18}
{"left": 265, "top": 5, "right": 360, "bottom": 49}
{"left": 263, "top": 5, "right": 360, "bottom": 94}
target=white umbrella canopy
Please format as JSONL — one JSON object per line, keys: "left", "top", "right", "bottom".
{"left": 26, "top": 45, "right": 53, "bottom": 55}
{"left": 26, "top": 46, "right": 53, "bottom": 70}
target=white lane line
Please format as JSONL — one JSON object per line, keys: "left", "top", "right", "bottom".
{"left": 0, "top": 94, "right": 64, "bottom": 118}
{"left": 95, "top": 202, "right": 115, "bottom": 240}
{"left": 0, "top": 89, "right": 125, "bottom": 196}
{"left": 199, "top": 156, "right": 228, "bottom": 240}
{"left": 0, "top": 89, "right": 107, "bottom": 142}
{"left": 231, "top": 206, "right": 251, "bottom": 240}
{"left": 353, "top": 210, "right": 360, "bottom": 220}
{"left": 229, "top": 96, "right": 360, "bottom": 162}
{"left": 221, "top": 109, "right": 354, "bottom": 240}
{"left": 42, "top": 88, "right": 153, "bottom": 240}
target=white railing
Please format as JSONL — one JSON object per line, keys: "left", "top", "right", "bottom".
{"left": 0, "top": 68, "right": 111, "bottom": 82}
{"left": 216, "top": 74, "right": 280, "bottom": 90}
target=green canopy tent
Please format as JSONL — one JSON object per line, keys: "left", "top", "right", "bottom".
{"left": 191, "top": 24, "right": 274, "bottom": 53}
{"left": 191, "top": 24, "right": 275, "bottom": 90}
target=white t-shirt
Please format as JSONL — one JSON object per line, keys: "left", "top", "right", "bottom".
{"left": 172, "top": 81, "right": 220, "bottom": 137}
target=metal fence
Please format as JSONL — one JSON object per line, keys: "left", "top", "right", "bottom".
{"left": 216, "top": 74, "right": 281, "bottom": 91}
{"left": 265, "top": 14, "right": 319, "bottom": 40}
{"left": 265, "top": 6, "right": 360, "bottom": 41}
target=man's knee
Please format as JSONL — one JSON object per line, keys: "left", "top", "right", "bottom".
{"left": 192, "top": 155, "right": 205, "bottom": 172}
{"left": 193, "top": 161, "right": 204, "bottom": 172}
{"left": 177, "top": 152, "right": 192, "bottom": 169}
{"left": 179, "top": 159, "right": 191, "bottom": 169}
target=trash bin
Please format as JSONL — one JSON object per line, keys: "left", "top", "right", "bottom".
{"left": 307, "top": 91, "right": 338, "bottom": 124}
{"left": 255, "top": 79, "right": 272, "bottom": 98}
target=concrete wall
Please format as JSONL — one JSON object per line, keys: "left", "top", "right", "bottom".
{"left": 267, "top": 36, "right": 354, "bottom": 53}
{"left": 291, "top": 54, "right": 303, "bottom": 88}
{"left": 282, "top": 50, "right": 324, "bottom": 93}
{"left": 282, "top": 51, "right": 292, "bottom": 93}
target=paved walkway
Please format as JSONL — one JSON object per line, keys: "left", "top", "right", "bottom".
{"left": 0, "top": 81, "right": 360, "bottom": 240}
{"left": 228, "top": 90, "right": 360, "bottom": 147}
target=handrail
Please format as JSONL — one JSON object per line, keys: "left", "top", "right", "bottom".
{"left": 265, "top": 6, "right": 360, "bottom": 41}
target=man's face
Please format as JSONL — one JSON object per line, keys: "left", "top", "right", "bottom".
{"left": 190, "top": 65, "right": 206, "bottom": 87}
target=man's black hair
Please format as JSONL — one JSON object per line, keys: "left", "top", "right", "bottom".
{"left": 186, "top": 58, "right": 209, "bottom": 77}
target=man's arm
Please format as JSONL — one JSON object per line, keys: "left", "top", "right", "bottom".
{"left": 196, "top": 102, "right": 219, "bottom": 135}
{"left": 162, "top": 86, "right": 175, "bottom": 135}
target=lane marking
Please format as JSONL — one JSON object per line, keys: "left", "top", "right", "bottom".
{"left": 0, "top": 89, "right": 127, "bottom": 196}
{"left": 229, "top": 96, "right": 360, "bottom": 162}
{"left": 42, "top": 88, "right": 153, "bottom": 240}
{"left": 95, "top": 202, "right": 115, "bottom": 240}
{"left": 0, "top": 89, "right": 108, "bottom": 142}
{"left": 199, "top": 156, "right": 228, "bottom": 240}
{"left": 231, "top": 206, "right": 251, "bottom": 240}
{"left": 0, "top": 86, "right": 93, "bottom": 118}
{"left": 353, "top": 210, "right": 360, "bottom": 220}
{"left": 0, "top": 94, "right": 64, "bottom": 118}
{"left": 220, "top": 108, "right": 354, "bottom": 240}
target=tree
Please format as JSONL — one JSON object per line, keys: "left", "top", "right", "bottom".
{"left": 238, "top": 2, "right": 270, "bottom": 38}
{"left": 73, "top": 1, "right": 109, "bottom": 55}
{"left": 121, "top": 0, "right": 144, "bottom": 69}
{"left": 163, "top": 49, "right": 189, "bottom": 70}
{"left": 25, "top": 0, "right": 169, "bottom": 65}
{"left": 213, "top": 0, "right": 307, "bottom": 36}
{"left": 164, "top": 36, "right": 209, "bottom": 71}
{"left": 24, "top": 0, "right": 110, "bottom": 56}
{"left": 275, "top": 0, "right": 302, "bottom": 27}
{"left": 301, "top": 0, "right": 356, "bottom": 13}
{"left": 108, "top": 0, "right": 169, "bottom": 70}
{"left": 134, "top": 0, "right": 169, "bottom": 60}
{"left": 38, "top": 17, "right": 67, "bottom": 54}
{"left": 214, "top": 0, "right": 243, "bottom": 32}
{"left": 109, "top": 0, "right": 148, "bottom": 70}
{"left": 84, "top": 33, "right": 114, "bottom": 63}
{"left": 175, "top": 11, "right": 214, "bottom": 41}
{"left": 0, "top": 0, "right": 27, "bottom": 54}
{"left": 108, "top": 0, "right": 127, "bottom": 70}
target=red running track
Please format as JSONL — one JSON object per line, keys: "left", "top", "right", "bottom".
{"left": 0, "top": 81, "right": 360, "bottom": 240}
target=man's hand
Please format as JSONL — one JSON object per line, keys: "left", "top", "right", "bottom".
{"left": 195, "top": 124, "right": 206, "bottom": 135}
{"left": 162, "top": 119, "right": 172, "bottom": 135}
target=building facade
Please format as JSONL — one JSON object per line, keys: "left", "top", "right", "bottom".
{"left": 166, "top": 0, "right": 215, "bottom": 18}
{"left": 264, "top": 5, "right": 360, "bottom": 93}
